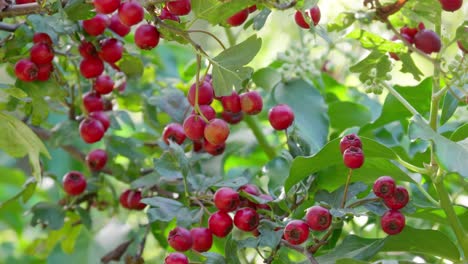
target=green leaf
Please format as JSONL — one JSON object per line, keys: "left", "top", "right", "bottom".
{"left": 350, "top": 50, "right": 391, "bottom": 83}
{"left": 328, "top": 101, "right": 372, "bottom": 131}
{"left": 252, "top": 67, "right": 281, "bottom": 91}
{"left": 27, "top": 14, "right": 78, "bottom": 41}
{"left": 328, "top": 12, "right": 356, "bottom": 32}
{"left": 315, "top": 182, "right": 368, "bottom": 208}
{"left": 440, "top": 91, "right": 459, "bottom": 125}
{"left": 316, "top": 235, "right": 385, "bottom": 263}
{"left": 0, "top": 177, "right": 36, "bottom": 209}
{"left": 30, "top": 202, "right": 66, "bottom": 230}
{"left": 192, "top": 0, "right": 256, "bottom": 25}
{"left": 381, "top": 226, "right": 460, "bottom": 261}
{"left": 399, "top": 53, "right": 423, "bottom": 81}
{"left": 147, "top": 88, "right": 190, "bottom": 124}
{"left": 116, "top": 54, "right": 144, "bottom": 79}
{"left": 252, "top": 9, "right": 271, "bottom": 31}
{"left": 263, "top": 157, "right": 290, "bottom": 192}
{"left": 143, "top": 197, "right": 193, "bottom": 227}
{"left": 451, "top": 123, "right": 468, "bottom": 142}
{"left": 64, "top": 0, "right": 94, "bottom": 21}
{"left": 224, "top": 235, "right": 242, "bottom": 264}
{"left": 2, "top": 86, "right": 28, "bottom": 99}
{"left": 202, "top": 252, "right": 226, "bottom": 264}
{"left": 211, "top": 35, "right": 262, "bottom": 96}
{"left": 409, "top": 115, "right": 468, "bottom": 177}
{"left": 347, "top": 29, "right": 406, "bottom": 53}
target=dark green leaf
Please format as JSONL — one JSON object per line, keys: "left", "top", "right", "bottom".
{"left": 147, "top": 88, "right": 190, "bottom": 123}
{"left": 253, "top": 9, "right": 271, "bottom": 30}
{"left": 30, "top": 202, "right": 65, "bottom": 230}
{"left": 328, "top": 101, "right": 372, "bottom": 131}
{"left": 143, "top": 197, "right": 192, "bottom": 227}
{"left": 202, "top": 252, "right": 226, "bottom": 264}
{"left": 315, "top": 182, "right": 368, "bottom": 208}
{"left": 116, "top": 54, "right": 144, "bottom": 79}
{"left": 252, "top": 67, "right": 281, "bottom": 90}
{"left": 315, "top": 235, "right": 385, "bottom": 263}
{"left": 64, "top": 0, "right": 94, "bottom": 21}
{"left": 440, "top": 91, "right": 459, "bottom": 125}
{"left": 225, "top": 235, "right": 242, "bottom": 264}
{"left": 450, "top": 123, "right": 468, "bottom": 142}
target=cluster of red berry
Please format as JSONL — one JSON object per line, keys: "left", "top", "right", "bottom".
{"left": 294, "top": 5, "right": 321, "bottom": 29}
{"left": 340, "top": 134, "right": 365, "bottom": 169}
{"left": 283, "top": 205, "right": 332, "bottom": 245}
{"left": 14, "top": 32, "right": 55, "bottom": 82}
{"left": 226, "top": 5, "right": 257, "bottom": 27}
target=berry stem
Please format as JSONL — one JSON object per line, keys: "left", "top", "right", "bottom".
{"left": 346, "top": 197, "right": 381, "bottom": 208}
{"left": 340, "top": 168, "right": 353, "bottom": 208}
{"left": 243, "top": 115, "right": 276, "bottom": 160}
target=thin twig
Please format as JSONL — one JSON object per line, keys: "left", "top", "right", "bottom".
{"left": 0, "top": 3, "right": 43, "bottom": 19}
{"left": 0, "top": 22, "right": 23, "bottom": 32}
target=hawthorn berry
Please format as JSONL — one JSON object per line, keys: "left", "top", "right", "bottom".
{"left": 221, "top": 91, "right": 242, "bottom": 113}
{"left": 234, "top": 207, "right": 260, "bottom": 232}
{"left": 305, "top": 206, "right": 332, "bottom": 231}
{"left": 208, "top": 211, "right": 233, "bottom": 237}
{"left": 247, "top": 5, "right": 257, "bottom": 13}
{"left": 119, "top": 190, "right": 146, "bottom": 210}
{"left": 80, "top": 57, "right": 104, "bottom": 78}
{"left": 134, "top": 24, "right": 161, "bottom": 50}
{"left": 79, "top": 41, "right": 97, "bottom": 58}
{"left": 384, "top": 186, "right": 409, "bottom": 210}
{"left": 192, "top": 105, "right": 216, "bottom": 121}
{"left": 36, "top": 63, "right": 53, "bottom": 81}
{"left": 168, "top": 227, "right": 193, "bottom": 252}
{"left": 166, "top": 0, "right": 191, "bottom": 16}
{"left": 414, "top": 29, "right": 442, "bottom": 54}
{"left": 226, "top": 9, "right": 249, "bottom": 27}
{"left": 343, "top": 146, "right": 364, "bottom": 169}
{"left": 240, "top": 91, "right": 263, "bottom": 115}
{"left": 187, "top": 81, "right": 214, "bottom": 106}
{"left": 63, "top": 171, "right": 87, "bottom": 196}
{"left": 79, "top": 118, "right": 105, "bottom": 143}
{"left": 160, "top": 6, "right": 180, "bottom": 22}
{"left": 30, "top": 43, "right": 54, "bottom": 65}
{"left": 193, "top": 140, "right": 203, "bottom": 153}
{"left": 89, "top": 111, "right": 110, "bottom": 131}
{"left": 15, "top": 0, "right": 35, "bottom": 4}
{"left": 204, "top": 118, "right": 230, "bottom": 145}
{"left": 99, "top": 38, "right": 123, "bottom": 64}
{"left": 203, "top": 140, "right": 226, "bottom": 156}
{"left": 373, "top": 176, "right": 396, "bottom": 198}
{"left": 15, "top": 59, "right": 38, "bottom": 82}
{"left": 381, "top": 210, "right": 405, "bottom": 235}
{"left": 119, "top": 189, "right": 132, "bottom": 209}
{"left": 339, "top": 134, "right": 362, "bottom": 154}
{"left": 439, "top": 0, "right": 463, "bottom": 12}
{"left": 190, "top": 227, "right": 213, "bottom": 252}
{"left": 284, "top": 220, "right": 310, "bottom": 245}
{"left": 183, "top": 114, "right": 206, "bottom": 141}
{"left": 93, "top": 0, "right": 120, "bottom": 14}
{"left": 118, "top": 1, "right": 144, "bottom": 26}
{"left": 294, "top": 6, "right": 321, "bottom": 29}
{"left": 213, "top": 187, "right": 240, "bottom": 212}
{"left": 82, "top": 14, "right": 109, "bottom": 36}
{"left": 164, "top": 253, "right": 189, "bottom": 264}
{"left": 400, "top": 26, "right": 418, "bottom": 43}
{"left": 94, "top": 75, "right": 114, "bottom": 95}
{"left": 238, "top": 184, "right": 260, "bottom": 196}
{"left": 162, "top": 123, "right": 186, "bottom": 145}
{"left": 86, "top": 149, "right": 108, "bottom": 171}
{"left": 221, "top": 111, "right": 243, "bottom": 124}
{"left": 83, "top": 92, "right": 104, "bottom": 113}
{"left": 108, "top": 14, "right": 131, "bottom": 37}
{"left": 268, "top": 104, "right": 295, "bottom": 130}
{"left": 33, "top": 32, "right": 53, "bottom": 46}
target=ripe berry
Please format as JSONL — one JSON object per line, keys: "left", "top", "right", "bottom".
{"left": 187, "top": 81, "right": 214, "bottom": 106}
{"left": 400, "top": 26, "right": 418, "bottom": 43}
{"left": 221, "top": 111, "right": 243, "bottom": 124}
{"left": 30, "top": 43, "right": 54, "bottom": 65}
{"left": 343, "top": 146, "right": 364, "bottom": 169}
{"left": 99, "top": 38, "right": 123, "bottom": 64}
{"left": 240, "top": 91, "right": 263, "bottom": 115}
{"left": 15, "top": 59, "right": 38, "bottom": 82}
{"left": 162, "top": 123, "right": 186, "bottom": 145}
{"left": 247, "top": 5, "right": 257, "bottom": 13}
{"left": 193, "top": 140, "right": 203, "bottom": 152}
{"left": 381, "top": 210, "right": 405, "bottom": 235}
{"left": 118, "top": 1, "right": 144, "bottom": 26}
{"left": 238, "top": 184, "right": 260, "bottom": 196}
{"left": 166, "top": 0, "right": 191, "bottom": 16}
{"left": 93, "top": 75, "right": 114, "bottom": 95}
{"left": 234, "top": 208, "right": 260, "bottom": 232}
{"left": 86, "top": 149, "right": 108, "bottom": 171}
{"left": 414, "top": 29, "right": 442, "bottom": 54}
{"left": 192, "top": 105, "right": 216, "bottom": 121}
{"left": 209, "top": 211, "right": 233, "bottom": 237}
{"left": 204, "top": 118, "right": 230, "bottom": 145}
{"left": 221, "top": 91, "right": 241, "bottom": 113}
{"left": 79, "top": 41, "right": 97, "bottom": 58}
{"left": 82, "top": 14, "right": 109, "bottom": 36}
{"left": 93, "top": 0, "right": 120, "bottom": 14}
{"left": 305, "top": 206, "right": 332, "bottom": 231}
{"left": 108, "top": 14, "right": 131, "bottom": 37}
{"left": 227, "top": 9, "right": 249, "bottom": 27}
{"left": 36, "top": 63, "right": 53, "bottom": 81}
{"left": 373, "top": 176, "right": 396, "bottom": 198}
{"left": 79, "top": 118, "right": 105, "bottom": 143}
{"left": 83, "top": 92, "right": 104, "bottom": 113}
{"left": 339, "top": 134, "right": 362, "bottom": 154}
{"left": 16, "top": 0, "right": 35, "bottom": 4}
{"left": 89, "top": 111, "right": 110, "bottom": 131}
{"left": 213, "top": 187, "right": 240, "bottom": 212}
{"left": 119, "top": 190, "right": 131, "bottom": 208}
{"left": 134, "top": 24, "right": 161, "bottom": 50}
{"left": 168, "top": 227, "right": 193, "bottom": 252}
{"left": 384, "top": 186, "right": 409, "bottom": 210}
{"left": 183, "top": 114, "right": 206, "bottom": 141}
{"left": 284, "top": 220, "right": 310, "bottom": 245}
{"left": 268, "top": 104, "right": 294, "bottom": 130}
{"left": 203, "top": 140, "right": 225, "bottom": 156}
{"left": 63, "top": 171, "right": 87, "bottom": 196}
{"left": 190, "top": 227, "right": 213, "bottom": 252}
{"left": 160, "top": 6, "right": 180, "bottom": 22}
{"left": 127, "top": 190, "right": 146, "bottom": 210}
{"left": 165, "top": 253, "right": 188, "bottom": 264}
{"left": 33, "top": 32, "right": 53, "bottom": 46}
{"left": 294, "top": 6, "right": 321, "bottom": 29}
{"left": 80, "top": 57, "right": 104, "bottom": 78}
{"left": 439, "top": 0, "right": 463, "bottom": 12}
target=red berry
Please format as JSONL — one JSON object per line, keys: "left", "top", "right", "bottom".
{"left": 36, "top": 62, "right": 53, "bottom": 81}
{"left": 16, "top": 0, "right": 35, "bottom": 4}
{"left": 213, "top": 187, "right": 240, "bottom": 212}
{"left": 79, "top": 118, "right": 105, "bottom": 143}
{"left": 190, "top": 227, "right": 213, "bottom": 252}
{"left": 439, "top": 0, "right": 463, "bottom": 11}
{"left": 208, "top": 211, "right": 233, "bottom": 237}
{"left": 93, "top": 0, "right": 120, "bottom": 14}
{"left": 93, "top": 75, "right": 114, "bottom": 95}
{"left": 234, "top": 207, "right": 260, "bottom": 232}
{"left": 166, "top": 0, "right": 191, "bottom": 16}
{"left": 89, "top": 111, "right": 110, "bottom": 131}
{"left": 400, "top": 26, "right": 418, "bottom": 43}
{"left": 221, "top": 91, "right": 241, "bottom": 113}
{"left": 83, "top": 92, "right": 104, "bottom": 113}
{"left": 165, "top": 253, "right": 189, "bottom": 264}
{"left": 294, "top": 6, "right": 320, "bottom": 29}
{"left": 384, "top": 186, "right": 409, "bottom": 210}
{"left": 221, "top": 111, "right": 243, "bottom": 124}
{"left": 127, "top": 190, "right": 146, "bottom": 210}
{"left": 373, "top": 176, "right": 396, "bottom": 198}
{"left": 118, "top": 1, "right": 144, "bottom": 26}
{"left": 256, "top": 194, "right": 273, "bottom": 210}
{"left": 238, "top": 184, "right": 260, "bottom": 196}
{"left": 119, "top": 190, "right": 132, "bottom": 208}
{"left": 183, "top": 114, "right": 206, "bottom": 141}
{"left": 99, "top": 38, "right": 123, "bottom": 64}
{"left": 193, "top": 140, "right": 203, "bottom": 152}
{"left": 168, "top": 227, "right": 193, "bottom": 252}
{"left": 82, "top": 14, "right": 109, "bottom": 36}
{"left": 15, "top": 59, "right": 38, "bottom": 82}
{"left": 79, "top": 41, "right": 98, "bottom": 58}
{"left": 247, "top": 5, "right": 257, "bottom": 13}
{"left": 162, "top": 123, "right": 186, "bottom": 145}
{"left": 203, "top": 140, "right": 225, "bottom": 156}
{"left": 187, "top": 81, "right": 214, "bottom": 106}
{"left": 192, "top": 105, "right": 216, "bottom": 121}
{"left": 381, "top": 210, "right": 405, "bottom": 235}
{"left": 108, "top": 14, "right": 131, "bottom": 37}
{"left": 339, "top": 134, "right": 362, "bottom": 154}
{"left": 30, "top": 43, "right": 54, "bottom": 65}
{"left": 33, "top": 32, "right": 53, "bottom": 46}
{"left": 80, "top": 57, "right": 104, "bottom": 78}
{"left": 134, "top": 24, "right": 161, "bottom": 50}
{"left": 343, "top": 146, "right": 364, "bottom": 169}
{"left": 227, "top": 9, "right": 249, "bottom": 27}
{"left": 160, "top": 6, "right": 180, "bottom": 22}
{"left": 204, "top": 118, "right": 230, "bottom": 145}
{"left": 305, "top": 206, "right": 332, "bottom": 231}
{"left": 284, "top": 220, "right": 310, "bottom": 245}
{"left": 63, "top": 171, "right": 87, "bottom": 196}
{"left": 86, "top": 149, "right": 108, "bottom": 171}
{"left": 414, "top": 29, "right": 442, "bottom": 54}
{"left": 240, "top": 91, "right": 263, "bottom": 115}
{"left": 268, "top": 104, "right": 294, "bottom": 130}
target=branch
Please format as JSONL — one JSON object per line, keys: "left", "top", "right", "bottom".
{"left": 0, "top": 3, "right": 43, "bottom": 19}
{"left": 100, "top": 239, "right": 134, "bottom": 264}
{"left": 0, "top": 22, "right": 22, "bottom": 32}
{"left": 375, "top": 0, "right": 408, "bottom": 20}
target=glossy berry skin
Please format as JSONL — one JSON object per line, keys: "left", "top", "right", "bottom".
{"left": 192, "top": 105, "right": 216, "bottom": 121}
{"left": 162, "top": 123, "right": 186, "bottom": 145}
{"left": 227, "top": 9, "right": 249, "bottom": 27}
{"left": 439, "top": 0, "right": 463, "bottom": 11}
{"left": 221, "top": 91, "right": 242, "bottom": 113}
{"left": 30, "top": 43, "right": 54, "bottom": 65}
{"left": 164, "top": 253, "right": 189, "bottom": 264}
{"left": 166, "top": 0, "right": 191, "bottom": 16}
{"left": 373, "top": 176, "right": 396, "bottom": 198}
{"left": 193, "top": 140, "right": 203, "bottom": 152}
{"left": 134, "top": 24, "right": 161, "bottom": 50}
{"left": 208, "top": 211, "right": 233, "bottom": 237}
{"left": 294, "top": 6, "right": 320, "bottom": 29}
{"left": 79, "top": 41, "right": 97, "bottom": 58}
{"left": 82, "top": 14, "right": 108, "bottom": 36}
{"left": 305, "top": 206, "right": 332, "bottom": 231}
{"left": 203, "top": 140, "right": 225, "bottom": 156}
{"left": 99, "top": 38, "right": 123, "bottom": 63}
{"left": 94, "top": 75, "right": 114, "bottom": 95}
{"left": 79, "top": 118, "right": 105, "bottom": 143}
{"left": 234, "top": 208, "right": 260, "bottom": 232}
{"left": 213, "top": 187, "right": 240, "bottom": 212}
{"left": 108, "top": 14, "right": 131, "bottom": 37}
{"left": 119, "top": 190, "right": 146, "bottom": 210}
{"left": 343, "top": 146, "right": 364, "bottom": 169}
{"left": 93, "top": 0, "right": 120, "bottom": 14}
{"left": 33, "top": 32, "right": 53, "bottom": 46}
{"left": 238, "top": 184, "right": 260, "bottom": 196}
{"left": 268, "top": 104, "right": 294, "bottom": 130}
{"left": 381, "top": 210, "right": 405, "bottom": 235}
{"left": 63, "top": 171, "right": 87, "bottom": 196}
{"left": 221, "top": 111, "right": 243, "bottom": 124}
{"left": 119, "top": 189, "right": 132, "bottom": 209}
{"left": 89, "top": 111, "right": 110, "bottom": 131}
{"left": 168, "top": 227, "right": 193, "bottom": 252}
{"left": 384, "top": 186, "right": 409, "bottom": 210}
{"left": 204, "top": 118, "right": 230, "bottom": 145}
{"left": 247, "top": 5, "right": 257, "bottom": 13}
{"left": 15, "top": 0, "right": 35, "bottom": 4}
{"left": 240, "top": 91, "right": 263, "bottom": 115}
{"left": 160, "top": 6, "right": 180, "bottom": 22}
{"left": 118, "top": 1, "right": 144, "bottom": 26}
{"left": 414, "top": 29, "right": 442, "bottom": 54}
{"left": 400, "top": 26, "right": 418, "bottom": 43}
{"left": 36, "top": 63, "right": 53, "bottom": 81}
{"left": 15, "top": 59, "right": 38, "bottom": 82}
{"left": 187, "top": 81, "right": 214, "bottom": 106}
{"left": 183, "top": 114, "right": 206, "bottom": 141}
{"left": 284, "top": 220, "right": 310, "bottom": 245}
{"left": 339, "top": 134, "right": 362, "bottom": 154}
{"left": 86, "top": 149, "right": 108, "bottom": 171}
{"left": 83, "top": 92, "right": 104, "bottom": 113}
{"left": 190, "top": 227, "right": 213, "bottom": 252}
{"left": 80, "top": 57, "right": 104, "bottom": 78}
